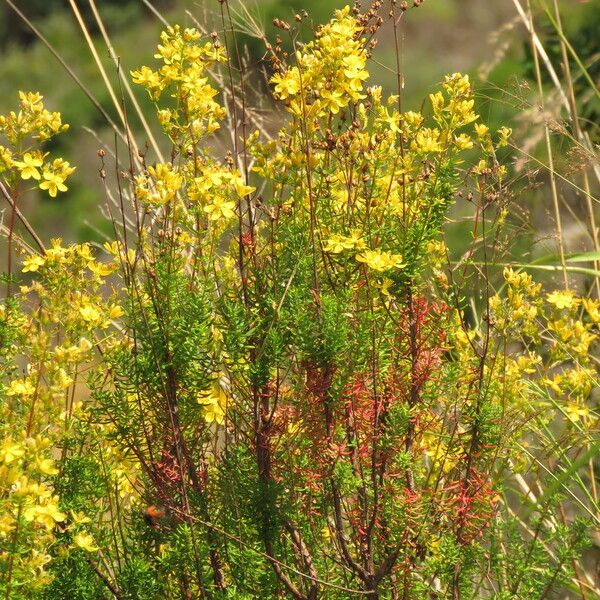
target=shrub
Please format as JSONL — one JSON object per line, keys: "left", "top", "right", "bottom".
{"left": 0, "top": 4, "right": 597, "bottom": 599}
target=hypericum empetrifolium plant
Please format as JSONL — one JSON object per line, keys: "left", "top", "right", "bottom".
{"left": 1, "top": 4, "right": 596, "bottom": 600}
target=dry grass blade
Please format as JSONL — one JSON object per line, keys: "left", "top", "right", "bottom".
{"left": 67, "top": 0, "right": 144, "bottom": 166}
{"left": 525, "top": 0, "right": 568, "bottom": 288}
{"left": 2, "top": 0, "right": 127, "bottom": 145}
{"left": 87, "top": 0, "right": 164, "bottom": 162}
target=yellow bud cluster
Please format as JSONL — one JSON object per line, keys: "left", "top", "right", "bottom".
{"left": 0, "top": 93, "right": 74, "bottom": 199}
{"left": 0, "top": 92, "right": 68, "bottom": 144}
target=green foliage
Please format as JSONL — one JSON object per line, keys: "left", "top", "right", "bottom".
{"left": 42, "top": 553, "right": 106, "bottom": 600}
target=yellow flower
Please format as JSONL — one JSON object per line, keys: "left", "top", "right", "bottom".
{"left": 136, "top": 163, "right": 182, "bottom": 205}
{"left": 454, "top": 134, "right": 473, "bottom": 150}
{"left": 88, "top": 260, "right": 117, "bottom": 277}
{"left": 79, "top": 303, "right": 102, "bottom": 324}
{"left": 103, "top": 241, "right": 122, "bottom": 256}
{"left": 198, "top": 384, "right": 230, "bottom": 425}
{"left": 547, "top": 290, "right": 577, "bottom": 310}
{"left": 429, "top": 92, "right": 445, "bottom": 114}
{"left": 320, "top": 89, "right": 346, "bottom": 115}
{"left": 497, "top": 126, "right": 512, "bottom": 148}
{"left": 377, "top": 278, "right": 394, "bottom": 297}
{"left": 0, "top": 513, "right": 15, "bottom": 536}
{"left": 443, "top": 72, "right": 471, "bottom": 96}
{"left": 0, "top": 146, "right": 14, "bottom": 171}
{"left": 50, "top": 158, "right": 76, "bottom": 178}
{"left": 231, "top": 173, "right": 255, "bottom": 197}
{"left": 28, "top": 550, "right": 52, "bottom": 577}
{"left": 36, "top": 457, "right": 59, "bottom": 476}
{"left": 565, "top": 402, "right": 590, "bottom": 423}
{"left": 473, "top": 159, "right": 488, "bottom": 175}
{"left": 109, "top": 305, "right": 125, "bottom": 319}
{"left": 194, "top": 169, "right": 226, "bottom": 194}
{"left": 451, "top": 99, "right": 478, "bottom": 126}
{"left": 356, "top": 249, "right": 404, "bottom": 272}
{"left": 324, "top": 231, "right": 365, "bottom": 254}
{"left": 6, "top": 379, "right": 35, "bottom": 397}
{"left": 13, "top": 152, "right": 43, "bottom": 180}
{"left": 583, "top": 299, "right": 600, "bottom": 323}
{"left": 19, "top": 90, "right": 43, "bottom": 109}
{"left": 79, "top": 337, "right": 93, "bottom": 353}
{"left": 39, "top": 170, "right": 67, "bottom": 197}
{"left": 346, "top": 230, "right": 366, "bottom": 250}
{"left": 324, "top": 235, "right": 351, "bottom": 254}
{"left": 22, "top": 255, "right": 45, "bottom": 273}
{"left": 413, "top": 128, "right": 443, "bottom": 153}
{"left": 403, "top": 111, "right": 423, "bottom": 128}
{"left": 70, "top": 510, "right": 91, "bottom": 525}
{"left": 13, "top": 152, "right": 44, "bottom": 180}
{"left": 571, "top": 320, "right": 595, "bottom": 356}
{"left": 474, "top": 123, "right": 489, "bottom": 138}
{"left": 73, "top": 532, "right": 99, "bottom": 552}
{"left": 204, "top": 197, "right": 236, "bottom": 221}
{"left": 131, "top": 66, "right": 163, "bottom": 96}
{"left": 24, "top": 498, "right": 66, "bottom": 530}
{"left": 55, "top": 368, "right": 74, "bottom": 390}
{"left": 0, "top": 439, "right": 25, "bottom": 464}
{"left": 342, "top": 54, "right": 368, "bottom": 82}
{"left": 271, "top": 68, "right": 301, "bottom": 99}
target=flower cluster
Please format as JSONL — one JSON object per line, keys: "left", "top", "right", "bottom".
{"left": 132, "top": 27, "right": 255, "bottom": 242}
{"left": 355, "top": 248, "right": 404, "bottom": 272}
{"left": 490, "top": 268, "right": 598, "bottom": 428}
{"left": 132, "top": 25, "right": 226, "bottom": 146}
{"left": 271, "top": 6, "right": 368, "bottom": 117}
{"left": 0, "top": 92, "right": 74, "bottom": 199}
{"left": 0, "top": 239, "right": 125, "bottom": 593}
{"left": 135, "top": 162, "right": 183, "bottom": 206}
{"left": 255, "top": 54, "right": 510, "bottom": 303}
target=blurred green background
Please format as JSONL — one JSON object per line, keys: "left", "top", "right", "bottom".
{"left": 0, "top": 0, "right": 598, "bottom": 269}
